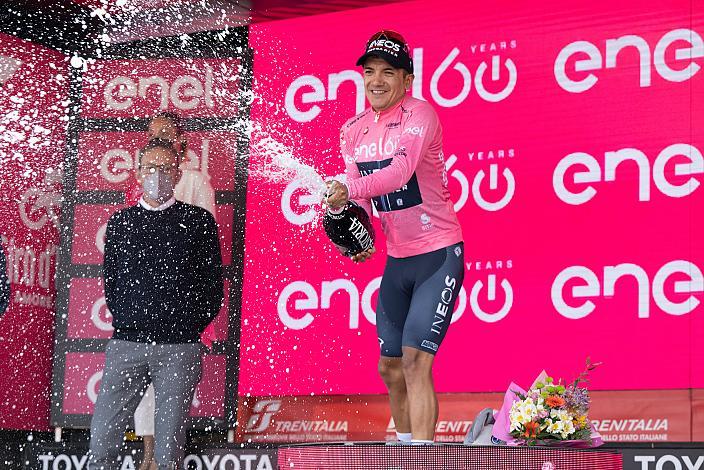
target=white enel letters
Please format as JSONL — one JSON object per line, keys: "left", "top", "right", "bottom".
{"left": 277, "top": 278, "right": 467, "bottom": 330}
{"left": 551, "top": 260, "right": 703, "bottom": 319}
{"left": 553, "top": 143, "right": 703, "bottom": 205}
{"left": 103, "top": 64, "right": 214, "bottom": 111}
{"left": 284, "top": 72, "right": 365, "bottom": 123}
{"left": 555, "top": 28, "right": 703, "bottom": 92}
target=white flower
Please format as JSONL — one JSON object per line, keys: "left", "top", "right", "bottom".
{"left": 560, "top": 419, "right": 576, "bottom": 439}
{"left": 545, "top": 418, "right": 563, "bottom": 435}
{"left": 550, "top": 408, "right": 570, "bottom": 422}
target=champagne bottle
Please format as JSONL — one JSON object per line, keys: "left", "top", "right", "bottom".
{"left": 323, "top": 201, "right": 375, "bottom": 257}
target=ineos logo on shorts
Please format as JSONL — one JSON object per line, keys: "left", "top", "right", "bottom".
{"left": 551, "top": 260, "right": 703, "bottom": 319}
{"left": 555, "top": 28, "right": 703, "bottom": 93}
{"left": 431, "top": 276, "right": 457, "bottom": 334}
{"left": 246, "top": 399, "right": 282, "bottom": 432}
{"left": 553, "top": 143, "right": 702, "bottom": 205}
{"left": 104, "top": 64, "right": 214, "bottom": 111}
{"left": 0, "top": 55, "right": 22, "bottom": 85}
{"left": 284, "top": 48, "right": 518, "bottom": 122}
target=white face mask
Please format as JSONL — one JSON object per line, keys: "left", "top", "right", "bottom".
{"left": 142, "top": 171, "right": 175, "bottom": 203}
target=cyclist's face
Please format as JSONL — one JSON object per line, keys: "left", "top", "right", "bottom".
{"left": 147, "top": 117, "right": 179, "bottom": 142}
{"left": 363, "top": 57, "right": 412, "bottom": 112}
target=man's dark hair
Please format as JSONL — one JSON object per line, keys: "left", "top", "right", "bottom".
{"left": 150, "top": 112, "right": 183, "bottom": 134}
{"left": 138, "top": 138, "right": 180, "bottom": 167}
{"left": 149, "top": 112, "right": 186, "bottom": 161}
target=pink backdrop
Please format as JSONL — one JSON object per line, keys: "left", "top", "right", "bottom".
{"left": 239, "top": 0, "right": 704, "bottom": 395}
{"left": 0, "top": 34, "right": 67, "bottom": 430}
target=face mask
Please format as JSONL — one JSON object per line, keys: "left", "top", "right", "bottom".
{"left": 142, "top": 171, "right": 175, "bottom": 203}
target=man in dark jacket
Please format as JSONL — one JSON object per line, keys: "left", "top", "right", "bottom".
{"left": 88, "top": 139, "right": 223, "bottom": 470}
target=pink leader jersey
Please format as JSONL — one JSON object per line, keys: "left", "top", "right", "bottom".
{"left": 340, "top": 95, "right": 463, "bottom": 258}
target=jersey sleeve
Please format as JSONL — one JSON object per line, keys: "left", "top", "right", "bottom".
{"left": 346, "top": 104, "right": 439, "bottom": 201}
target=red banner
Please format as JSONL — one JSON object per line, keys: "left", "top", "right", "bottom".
{"left": 0, "top": 33, "right": 68, "bottom": 430}
{"left": 236, "top": 390, "right": 693, "bottom": 443}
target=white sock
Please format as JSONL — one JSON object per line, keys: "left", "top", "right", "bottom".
{"left": 396, "top": 432, "right": 412, "bottom": 442}
{"left": 411, "top": 439, "right": 434, "bottom": 445}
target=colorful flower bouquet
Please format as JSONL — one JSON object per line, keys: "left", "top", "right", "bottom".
{"left": 492, "top": 358, "right": 603, "bottom": 448}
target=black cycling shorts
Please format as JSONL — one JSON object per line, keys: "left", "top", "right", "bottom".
{"left": 376, "top": 242, "right": 465, "bottom": 357}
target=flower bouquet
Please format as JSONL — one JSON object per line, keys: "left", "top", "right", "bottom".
{"left": 492, "top": 358, "right": 603, "bottom": 448}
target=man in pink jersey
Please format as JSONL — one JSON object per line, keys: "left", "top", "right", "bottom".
{"left": 326, "top": 30, "right": 464, "bottom": 444}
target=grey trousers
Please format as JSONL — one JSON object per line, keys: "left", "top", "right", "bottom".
{"left": 88, "top": 339, "right": 202, "bottom": 470}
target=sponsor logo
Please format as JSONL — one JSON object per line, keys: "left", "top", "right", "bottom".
{"left": 593, "top": 418, "right": 669, "bottom": 433}
{"left": 386, "top": 121, "right": 401, "bottom": 129}
{"left": 421, "top": 339, "right": 439, "bottom": 351}
{"left": 348, "top": 217, "right": 374, "bottom": 251}
{"left": 454, "top": 246, "right": 462, "bottom": 257}
{"left": 18, "top": 170, "right": 62, "bottom": 231}
{"left": 403, "top": 126, "right": 424, "bottom": 137}
{"left": 387, "top": 417, "right": 472, "bottom": 440}
{"left": 37, "top": 454, "right": 90, "bottom": 470}
{"left": 90, "top": 297, "right": 113, "bottom": 332}
{"left": 285, "top": 43, "right": 518, "bottom": 122}
{"left": 277, "top": 277, "right": 467, "bottom": 330}
{"left": 2, "top": 235, "right": 57, "bottom": 310}
{"left": 99, "top": 139, "right": 210, "bottom": 185}
{"left": 472, "top": 163, "right": 515, "bottom": 211}
{"left": 555, "top": 28, "right": 704, "bottom": 93}
{"left": 86, "top": 370, "right": 103, "bottom": 404}
{"left": 271, "top": 420, "right": 348, "bottom": 433}
{"left": 467, "top": 260, "right": 514, "bottom": 323}
{"left": 420, "top": 213, "right": 431, "bottom": 225}
{"left": 245, "top": 399, "right": 282, "bottom": 432}
{"left": 103, "top": 64, "right": 214, "bottom": 111}
{"left": 281, "top": 174, "right": 343, "bottom": 226}
{"left": 431, "top": 275, "right": 458, "bottom": 334}
{"left": 368, "top": 39, "right": 402, "bottom": 55}
{"left": 35, "top": 451, "right": 275, "bottom": 470}
{"left": 183, "top": 453, "right": 275, "bottom": 470}
{"left": 551, "top": 260, "right": 702, "bottom": 319}
{"left": 0, "top": 55, "right": 22, "bottom": 85}
{"left": 354, "top": 136, "right": 399, "bottom": 159}
{"left": 623, "top": 450, "right": 704, "bottom": 470}
{"left": 553, "top": 143, "right": 702, "bottom": 205}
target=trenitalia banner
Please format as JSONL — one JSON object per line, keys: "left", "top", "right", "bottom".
{"left": 0, "top": 33, "right": 67, "bottom": 430}
{"left": 236, "top": 390, "right": 692, "bottom": 443}
{"left": 241, "top": 0, "right": 704, "bottom": 397}
{"left": 51, "top": 45, "right": 249, "bottom": 428}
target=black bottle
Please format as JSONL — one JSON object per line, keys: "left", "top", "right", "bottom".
{"left": 323, "top": 201, "right": 375, "bottom": 257}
